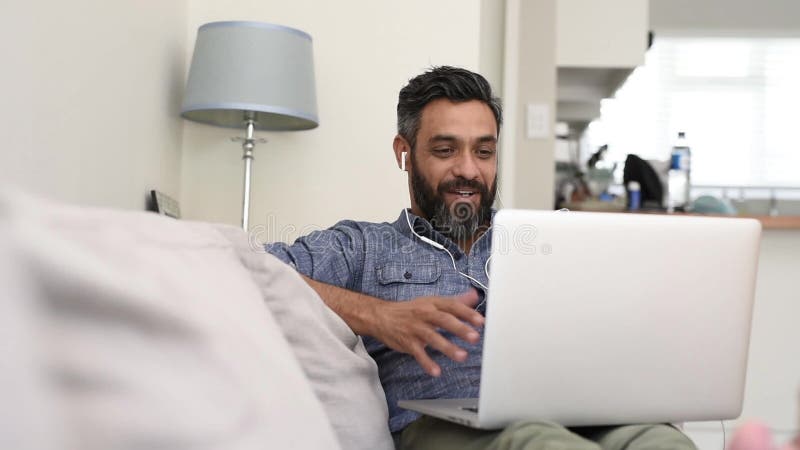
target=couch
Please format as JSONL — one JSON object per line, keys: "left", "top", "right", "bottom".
{"left": 0, "top": 190, "right": 395, "bottom": 450}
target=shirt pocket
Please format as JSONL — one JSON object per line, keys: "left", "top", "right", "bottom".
{"left": 375, "top": 259, "right": 441, "bottom": 301}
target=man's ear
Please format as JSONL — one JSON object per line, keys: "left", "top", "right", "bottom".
{"left": 393, "top": 135, "right": 410, "bottom": 171}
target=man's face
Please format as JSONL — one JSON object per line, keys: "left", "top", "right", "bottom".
{"left": 400, "top": 98, "right": 498, "bottom": 242}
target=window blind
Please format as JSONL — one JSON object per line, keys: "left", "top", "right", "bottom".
{"left": 586, "top": 35, "right": 800, "bottom": 188}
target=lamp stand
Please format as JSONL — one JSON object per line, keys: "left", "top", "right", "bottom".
{"left": 233, "top": 112, "right": 265, "bottom": 230}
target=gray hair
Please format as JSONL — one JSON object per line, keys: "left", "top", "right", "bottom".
{"left": 397, "top": 66, "right": 502, "bottom": 150}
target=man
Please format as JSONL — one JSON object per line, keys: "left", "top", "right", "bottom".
{"left": 267, "top": 66, "right": 695, "bottom": 450}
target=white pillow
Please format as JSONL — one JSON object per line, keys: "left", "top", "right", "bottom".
{"left": 0, "top": 215, "right": 63, "bottom": 450}
{"left": 0, "top": 190, "right": 340, "bottom": 450}
{"left": 215, "top": 225, "right": 395, "bottom": 450}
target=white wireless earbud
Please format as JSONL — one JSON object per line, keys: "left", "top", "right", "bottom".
{"left": 400, "top": 151, "right": 407, "bottom": 171}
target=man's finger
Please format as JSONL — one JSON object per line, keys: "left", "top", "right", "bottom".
{"left": 420, "top": 327, "right": 468, "bottom": 362}
{"left": 453, "top": 289, "right": 479, "bottom": 306}
{"left": 439, "top": 295, "right": 485, "bottom": 327}
{"left": 429, "top": 311, "right": 480, "bottom": 344}
{"left": 410, "top": 345, "right": 441, "bottom": 377}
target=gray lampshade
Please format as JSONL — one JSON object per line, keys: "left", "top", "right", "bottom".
{"left": 181, "top": 21, "right": 318, "bottom": 131}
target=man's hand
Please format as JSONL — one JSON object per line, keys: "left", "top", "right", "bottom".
{"left": 299, "top": 275, "right": 484, "bottom": 377}
{"left": 366, "top": 290, "right": 484, "bottom": 377}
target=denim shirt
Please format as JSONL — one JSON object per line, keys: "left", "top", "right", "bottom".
{"left": 265, "top": 209, "right": 492, "bottom": 433}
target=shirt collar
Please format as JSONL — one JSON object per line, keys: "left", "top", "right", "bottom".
{"left": 394, "top": 208, "right": 496, "bottom": 255}
{"left": 396, "top": 209, "right": 431, "bottom": 237}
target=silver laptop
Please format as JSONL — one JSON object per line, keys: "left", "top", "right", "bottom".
{"left": 399, "top": 209, "right": 761, "bottom": 429}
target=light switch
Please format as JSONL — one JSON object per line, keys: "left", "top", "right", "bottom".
{"left": 526, "top": 103, "right": 550, "bottom": 139}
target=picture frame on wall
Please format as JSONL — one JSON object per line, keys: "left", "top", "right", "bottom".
{"left": 148, "top": 190, "right": 181, "bottom": 219}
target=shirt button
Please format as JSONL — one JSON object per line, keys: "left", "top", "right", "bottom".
{"left": 404, "top": 271, "right": 412, "bottom": 279}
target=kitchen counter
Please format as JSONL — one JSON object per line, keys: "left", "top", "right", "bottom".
{"left": 561, "top": 201, "right": 800, "bottom": 230}
{"left": 641, "top": 212, "right": 800, "bottom": 230}
{"left": 747, "top": 215, "right": 800, "bottom": 230}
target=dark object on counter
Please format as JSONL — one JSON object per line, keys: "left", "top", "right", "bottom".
{"left": 623, "top": 154, "right": 663, "bottom": 209}
{"left": 587, "top": 144, "right": 608, "bottom": 169}
{"left": 554, "top": 162, "right": 592, "bottom": 210}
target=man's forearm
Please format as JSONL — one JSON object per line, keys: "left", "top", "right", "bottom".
{"left": 299, "top": 274, "right": 382, "bottom": 336}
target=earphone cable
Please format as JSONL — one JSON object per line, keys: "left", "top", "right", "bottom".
{"left": 403, "top": 209, "right": 490, "bottom": 305}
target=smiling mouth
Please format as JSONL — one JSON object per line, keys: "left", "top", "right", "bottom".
{"left": 451, "top": 190, "right": 477, "bottom": 198}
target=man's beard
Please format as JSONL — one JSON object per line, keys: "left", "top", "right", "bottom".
{"left": 410, "top": 155, "right": 496, "bottom": 243}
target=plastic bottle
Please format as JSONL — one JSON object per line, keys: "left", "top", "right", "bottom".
{"left": 627, "top": 181, "right": 641, "bottom": 211}
{"left": 667, "top": 131, "right": 691, "bottom": 212}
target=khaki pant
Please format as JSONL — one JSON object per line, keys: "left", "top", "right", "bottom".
{"left": 399, "top": 416, "right": 697, "bottom": 450}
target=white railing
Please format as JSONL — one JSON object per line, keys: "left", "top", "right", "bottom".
{"left": 690, "top": 185, "right": 800, "bottom": 216}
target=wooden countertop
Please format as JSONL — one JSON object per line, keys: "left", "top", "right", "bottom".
{"left": 637, "top": 211, "right": 800, "bottom": 230}
{"left": 562, "top": 202, "right": 800, "bottom": 230}
{"left": 741, "top": 215, "right": 800, "bottom": 230}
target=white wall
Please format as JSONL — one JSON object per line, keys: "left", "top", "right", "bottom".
{"left": 0, "top": 0, "right": 186, "bottom": 210}
{"left": 556, "top": 0, "right": 648, "bottom": 68}
{"left": 479, "top": 0, "right": 506, "bottom": 95}
{"left": 500, "top": 0, "right": 556, "bottom": 210}
{"left": 650, "top": 0, "right": 800, "bottom": 33}
{"left": 180, "top": 0, "right": 491, "bottom": 240}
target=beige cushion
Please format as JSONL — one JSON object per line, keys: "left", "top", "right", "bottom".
{"left": 216, "top": 225, "right": 395, "bottom": 450}
{"left": 0, "top": 190, "right": 340, "bottom": 450}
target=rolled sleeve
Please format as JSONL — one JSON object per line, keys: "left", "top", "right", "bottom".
{"left": 265, "top": 221, "right": 366, "bottom": 291}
